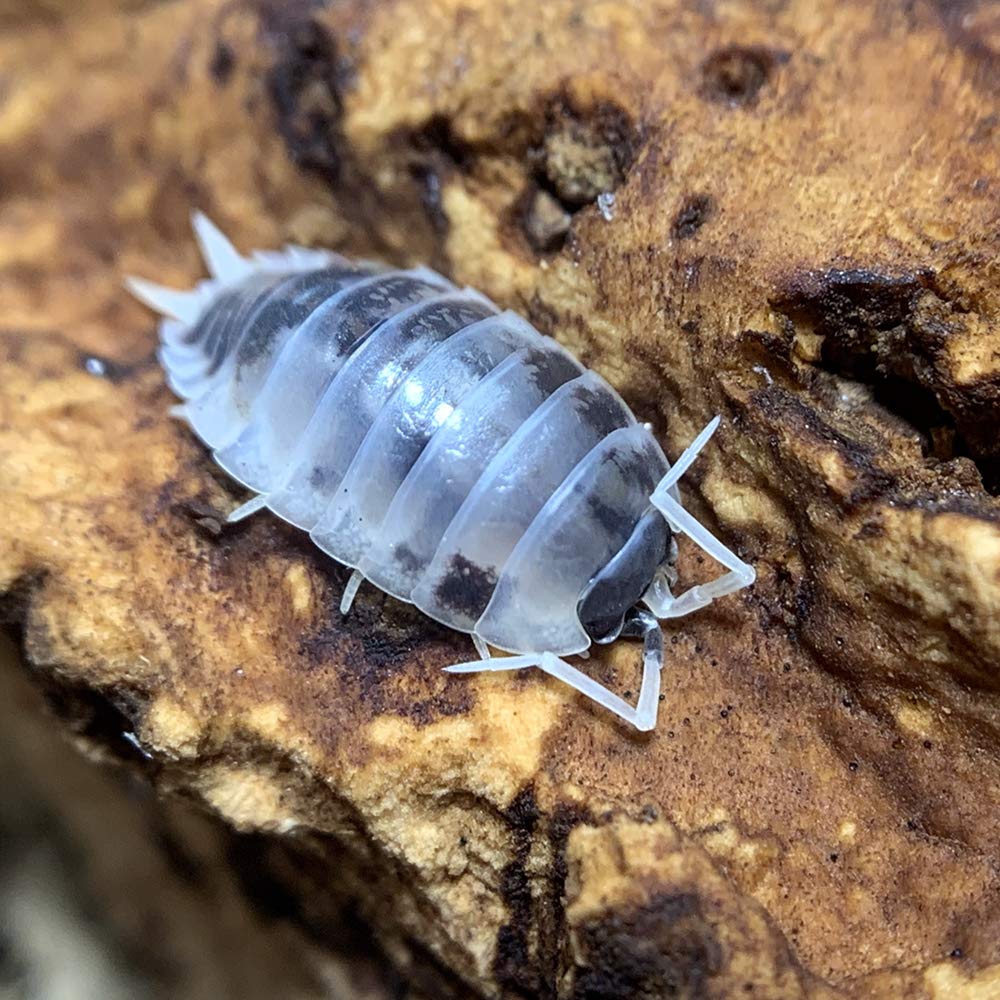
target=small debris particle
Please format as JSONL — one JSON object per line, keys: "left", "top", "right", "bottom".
{"left": 121, "top": 730, "right": 153, "bottom": 759}
{"left": 284, "top": 563, "right": 314, "bottom": 617}
{"left": 177, "top": 499, "right": 224, "bottom": 536}
{"left": 523, "top": 187, "right": 571, "bottom": 252}
{"left": 671, "top": 193, "right": 714, "bottom": 239}
{"left": 596, "top": 191, "right": 615, "bottom": 221}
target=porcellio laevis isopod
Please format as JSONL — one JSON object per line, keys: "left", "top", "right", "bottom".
{"left": 126, "top": 214, "right": 755, "bottom": 731}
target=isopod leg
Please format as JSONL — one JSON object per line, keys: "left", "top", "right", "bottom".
{"left": 619, "top": 609, "right": 664, "bottom": 729}
{"left": 227, "top": 494, "right": 269, "bottom": 523}
{"left": 472, "top": 634, "right": 492, "bottom": 660}
{"left": 445, "top": 614, "right": 665, "bottom": 732}
{"left": 445, "top": 654, "right": 540, "bottom": 674}
{"left": 340, "top": 569, "right": 364, "bottom": 614}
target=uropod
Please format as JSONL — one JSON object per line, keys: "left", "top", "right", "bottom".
{"left": 127, "top": 214, "right": 755, "bottom": 731}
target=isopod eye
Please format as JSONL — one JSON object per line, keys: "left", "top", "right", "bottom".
{"left": 577, "top": 509, "right": 672, "bottom": 643}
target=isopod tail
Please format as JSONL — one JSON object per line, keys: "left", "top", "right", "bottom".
{"left": 190, "top": 211, "right": 254, "bottom": 284}
{"left": 123, "top": 274, "right": 206, "bottom": 324}
{"left": 123, "top": 212, "right": 245, "bottom": 326}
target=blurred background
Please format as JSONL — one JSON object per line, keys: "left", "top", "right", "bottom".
{"left": 0, "top": 637, "right": 401, "bottom": 1000}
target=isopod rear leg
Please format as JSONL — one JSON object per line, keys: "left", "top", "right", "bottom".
{"left": 227, "top": 494, "right": 269, "bottom": 524}
{"left": 472, "top": 634, "right": 491, "bottom": 660}
{"left": 445, "top": 613, "right": 665, "bottom": 731}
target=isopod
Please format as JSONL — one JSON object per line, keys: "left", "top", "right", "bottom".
{"left": 127, "top": 214, "right": 755, "bottom": 731}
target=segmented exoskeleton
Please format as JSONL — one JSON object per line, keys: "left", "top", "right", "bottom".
{"left": 127, "top": 215, "right": 755, "bottom": 730}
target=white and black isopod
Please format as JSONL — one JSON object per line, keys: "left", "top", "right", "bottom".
{"left": 127, "top": 214, "right": 755, "bottom": 731}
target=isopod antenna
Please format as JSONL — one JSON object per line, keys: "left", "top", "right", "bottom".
{"left": 642, "top": 416, "right": 756, "bottom": 619}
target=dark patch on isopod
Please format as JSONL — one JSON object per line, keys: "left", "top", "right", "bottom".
{"left": 569, "top": 382, "right": 630, "bottom": 437}
{"left": 392, "top": 544, "right": 424, "bottom": 574}
{"left": 433, "top": 554, "right": 498, "bottom": 620}
{"left": 520, "top": 345, "right": 582, "bottom": 392}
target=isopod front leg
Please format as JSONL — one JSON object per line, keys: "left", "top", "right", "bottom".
{"left": 619, "top": 609, "right": 665, "bottom": 730}
{"left": 472, "top": 634, "right": 492, "bottom": 660}
{"left": 445, "top": 653, "right": 542, "bottom": 675}
{"left": 532, "top": 648, "right": 663, "bottom": 732}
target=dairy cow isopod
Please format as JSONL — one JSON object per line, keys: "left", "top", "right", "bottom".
{"left": 127, "top": 214, "right": 755, "bottom": 731}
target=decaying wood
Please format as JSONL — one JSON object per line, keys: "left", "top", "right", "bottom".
{"left": 1, "top": 1, "right": 999, "bottom": 997}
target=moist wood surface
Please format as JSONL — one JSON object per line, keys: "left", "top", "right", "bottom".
{"left": 1, "top": 1, "right": 999, "bottom": 997}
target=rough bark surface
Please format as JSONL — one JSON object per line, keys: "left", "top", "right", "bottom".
{"left": 1, "top": 0, "right": 999, "bottom": 997}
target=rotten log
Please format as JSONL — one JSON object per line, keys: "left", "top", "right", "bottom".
{"left": 1, "top": 1, "right": 999, "bottom": 997}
